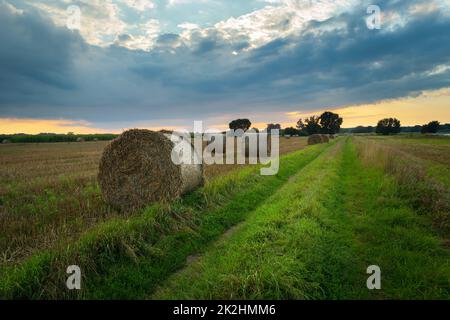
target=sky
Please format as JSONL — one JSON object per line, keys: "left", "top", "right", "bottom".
{"left": 0, "top": 0, "right": 449, "bottom": 134}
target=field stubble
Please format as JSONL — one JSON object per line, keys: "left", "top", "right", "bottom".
{"left": 0, "top": 137, "right": 307, "bottom": 264}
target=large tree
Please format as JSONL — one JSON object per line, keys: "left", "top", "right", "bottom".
{"left": 229, "top": 119, "right": 252, "bottom": 132}
{"left": 421, "top": 121, "right": 440, "bottom": 134}
{"left": 296, "top": 116, "right": 321, "bottom": 135}
{"left": 376, "top": 118, "right": 401, "bottom": 135}
{"left": 319, "top": 111, "right": 343, "bottom": 134}
{"left": 284, "top": 127, "right": 299, "bottom": 136}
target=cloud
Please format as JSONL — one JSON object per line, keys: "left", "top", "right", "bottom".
{"left": 0, "top": 0, "right": 449, "bottom": 129}
{"left": 167, "top": 0, "right": 211, "bottom": 8}
{"left": 0, "top": 2, "right": 83, "bottom": 98}
{"left": 121, "top": 0, "right": 156, "bottom": 11}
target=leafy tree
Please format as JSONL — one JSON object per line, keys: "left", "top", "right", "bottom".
{"left": 229, "top": 119, "right": 252, "bottom": 132}
{"left": 319, "top": 111, "right": 343, "bottom": 134}
{"left": 296, "top": 116, "right": 321, "bottom": 135}
{"left": 421, "top": 121, "right": 440, "bottom": 134}
{"left": 376, "top": 118, "right": 401, "bottom": 135}
{"left": 421, "top": 125, "right": 429, "bottom": 134}
{"left": 266, "top": 123, "right": 281, "bottom": 132}
{"left": 284, "top": 127, "right": 299, "bottom": 136}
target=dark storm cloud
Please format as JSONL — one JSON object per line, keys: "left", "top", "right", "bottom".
{"left": 0, "top": 4, "right": 84, "bottom": 99}
{"left": 0, "top": 0, "right": 449, "bottom": 123}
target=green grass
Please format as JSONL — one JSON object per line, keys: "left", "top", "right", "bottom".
{"left": 369, "top": 134, "right": 450, "bottom": 146}
{"left": 1, "top": 137, "right": 448, "bottom": 300}
{"left": 354, "top": 136, "right": 450, "bottom": 233}
{"left": 0, "top": 142, "right": 330, "bottom": 299}
{"left": 153, "top": 138, "right": 449, "bottom": 300}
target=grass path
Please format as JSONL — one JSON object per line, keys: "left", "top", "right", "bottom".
{"left": 152, "top": 138, "right": 449, "bottom": 299}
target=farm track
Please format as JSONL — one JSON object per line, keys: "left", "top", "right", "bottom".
{"left": 152, "top": 138, "right": 449, "bottom": 299}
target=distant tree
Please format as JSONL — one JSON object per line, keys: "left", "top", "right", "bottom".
{"left": 252, "top": 127, "right": 260, "bottom": 133}
{"left": 284, "top": 127, "right": 299, "bottom": 136}
{"left": 376, "top": 118, "right": 401, "bottom": 135}
{"left": 229, "top": 119, "right": 252, "bottom": 132}
{"left": 441, "top": 123, "right": 450, "bottom": 133}
{"left": 266, "top": 123, "right": 281, "bottom": 132}
{"left": 421, "top": 121, "right": 440, "bottom": 134}
{"left": 352, "top": 126, "right": 374, "bottom": 134}
{"left": 319, "top": 111, "right": 343, "bottom": 134}
{"left": 297, "top": 116, "right": 321, "bottom": 135}
{"left": 421, "top": 125, "right": 429, "bottom": 134}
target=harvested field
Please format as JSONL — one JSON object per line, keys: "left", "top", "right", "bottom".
{"left": 0, "top": 137, "right": 307, "bottom": 264}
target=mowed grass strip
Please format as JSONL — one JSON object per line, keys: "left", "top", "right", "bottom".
{"left": 153, "top": 138, "right": 449, "bottom": 300}
{"left": 0, "top": 142, "right": 329, "bottom": 299}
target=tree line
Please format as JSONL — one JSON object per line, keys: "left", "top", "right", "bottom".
{"left": 1, "top": 133, "right": 118, "bottom": 143}
{"left": 230, "top": 111, "right": 344, "bottom": 136}
{"left": 348, "top": 120, "right": 448, "bottom": 135}
{"left": 228, "top": 116, "right": 448, "bottom": 137}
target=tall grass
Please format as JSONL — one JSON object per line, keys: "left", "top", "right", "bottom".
{"left": 354, "top": 137, "right": 449, "bottom": 233}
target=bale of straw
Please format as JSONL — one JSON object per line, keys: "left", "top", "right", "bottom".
{"left": 98, "top": 129, "right": 203, "bottom": 211}
{"left": 76, "top": 137, "right": 85, "bottom": 142}
{"left": 2, "top": 139, "right": 11, "bottom": 144}
{"left": 320, "top": 134, "right": 330, "bottom": 143}
{"left": 307, "top": 134, "right": 323, "bottom": 145}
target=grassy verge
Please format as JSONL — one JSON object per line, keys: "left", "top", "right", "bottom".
{"left": 0, "top": 142, "right": 330, "bottom": 299}
{"left": 153, "top": 138, "right": 449, "bottom": 299}
{"left": 354, "top": 137, "right": 450, "bottom": 233}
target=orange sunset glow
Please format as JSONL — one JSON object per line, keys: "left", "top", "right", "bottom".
{"left": 2, "top": 89, "right": 449, "bottom": 134}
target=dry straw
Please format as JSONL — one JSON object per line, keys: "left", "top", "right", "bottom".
{"left": 307, "top": 134, "right": 323, "bottom": 145}
{"left": 320, "top": 134, "right": 330, "bottom": 143}
{"left": 98, "top": 129, "right": 203, "bottom": 211}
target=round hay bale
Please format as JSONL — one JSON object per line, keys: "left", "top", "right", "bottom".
{"left": 320, "top": 134, "right": 330, "bottom": 143}
{"left": 76, "top": 137, "right": 85, "bottom": 142}
{"left": 2, "top": 139, "right": 11, "bottom": 144}
{"left": 98, "top": 129, "right": 203, "bottom": 211}
{"left": 307, "top": 134, "right": 322, "bottom": 145}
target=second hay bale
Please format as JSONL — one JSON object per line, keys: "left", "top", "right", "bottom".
{"left": 307, "top": 134, "right": 323, "bottom": 145}
{"left": 320, "top": 134, "right": 330, "bottom": 143}
{"left": 98, "top": 129, "right": 203, "bottom": 211}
